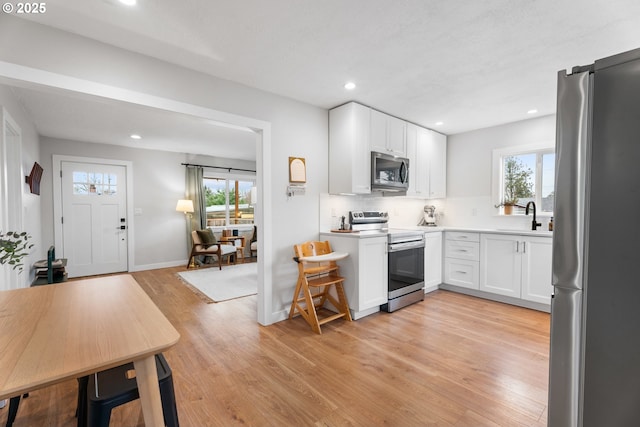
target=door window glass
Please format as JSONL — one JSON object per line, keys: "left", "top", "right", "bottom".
{"left": 72, "top": 171, "right": 117, "bottom": 196}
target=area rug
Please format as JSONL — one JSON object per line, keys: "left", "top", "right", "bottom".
{"left": 177, "top": 263, "right": 257, "bottom": 303}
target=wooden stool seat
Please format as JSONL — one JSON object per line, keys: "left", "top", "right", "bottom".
{"left": 289, "top": 241, "right": 352, "bottom": 334}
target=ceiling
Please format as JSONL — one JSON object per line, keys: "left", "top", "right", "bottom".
{"left": 11, "top": 0, "right": 640, "bottom": 158}
{"left": 7, "top": 84, "right": 258, "bottom": 160}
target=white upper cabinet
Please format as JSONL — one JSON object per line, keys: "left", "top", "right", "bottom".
{"left": 370, "top": 109, "right": 407, "bottom": 157}
{"left": 406, "top": 124, "right": 447, "bottom": 199}
{"left": 329, "top": 102, "right": 443, "bottom": 196}
{"left": 329, "top": 102, "right": 372, "bottom": 194}
{"left": 426, "top": 130, "right": 447, "bottom": 199}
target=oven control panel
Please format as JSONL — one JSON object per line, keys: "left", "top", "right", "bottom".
{"left": 349, "top": 211, "right": 389, "bottom": 224}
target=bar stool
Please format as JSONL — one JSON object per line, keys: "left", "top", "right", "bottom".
{"left": 289, "top": 241, "right": 351, "bottom": 334}
{"left": 84, "top": 353, "right": 179, "bottom": 427}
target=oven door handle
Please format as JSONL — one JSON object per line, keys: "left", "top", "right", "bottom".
{"left": 388, "top": 241, "right": 425, "bottom": 252}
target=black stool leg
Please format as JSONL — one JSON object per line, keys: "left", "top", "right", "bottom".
{"left": 160, "top": 375, "right": 180, "bottom": 427}
{"left": 6, "top": 396, "right": 21, "bottom": 427}
{"left": 76, "top": 376, "right": 89, "bottom": 427}
{"left": 88, "top": 399, "right": 112, "bottom": 427}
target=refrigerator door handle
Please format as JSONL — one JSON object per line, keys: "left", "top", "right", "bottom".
{"left": 552, "top": 69, "right": 590, "bottom": 292}
{"left": 548, "top": 68, "right": 591, "bottom": 427}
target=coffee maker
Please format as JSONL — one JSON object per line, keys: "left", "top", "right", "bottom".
{"left": 418, "top": 205, "right": 437, "bottom": 226}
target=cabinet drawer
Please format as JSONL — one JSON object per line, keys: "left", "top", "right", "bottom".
{"left": 444, "top": 259, "right": 479, "bottom": 290}
{"left": 446, "top": 231, "right": 479, "bottom": 242}
{"left": 445, "top": 240, "right": 480, "bottom": 261}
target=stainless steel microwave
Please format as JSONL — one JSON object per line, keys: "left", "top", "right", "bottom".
{"left": 371, "top": 151, "right": 409, "bottom": 192}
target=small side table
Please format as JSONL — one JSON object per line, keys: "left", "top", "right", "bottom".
{"left": 219, "top": 236, "right": 246, "bottom": 261}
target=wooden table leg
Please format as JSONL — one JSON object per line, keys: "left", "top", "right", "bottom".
{"left": 133, "top": 355, "right": 164, "bottom": 426}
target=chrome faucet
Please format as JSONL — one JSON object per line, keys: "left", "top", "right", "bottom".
{"left": 525, "top": 201, "right": 542, "bottom": 231}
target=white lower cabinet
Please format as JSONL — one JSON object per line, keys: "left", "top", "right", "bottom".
{"left": 480, "top": 234, "right": 552, "bottom": 304}
{"left": 520, "top": 237, "right": 553, "bottom": 304}
{"left": 424, "top": 232, "right": 442, "bottom": 291}
{"left": 444, "top": 258, "right": 479, "bottom": 289}
{"left": 322, "top": 234, "right": 388, "bottom": 319}
{"left": 444, "top": 232, "right": 479, "bottom": 290}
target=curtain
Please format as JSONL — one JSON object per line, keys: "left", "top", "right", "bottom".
{"left": 185, "top": 165, "right": 206, "bottom": 231}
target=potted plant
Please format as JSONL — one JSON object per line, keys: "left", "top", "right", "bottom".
{"left": 495, "top": 157, "right": 534, "bottom": 215}
{"left": 496, "top": 199, "right": 518, "bottom": 215}
{"left": 0, "top": 231, "right": 33, "bottom": 272}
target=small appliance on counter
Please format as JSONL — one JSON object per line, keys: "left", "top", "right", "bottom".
{"left": 417, "top": 205, "right": 437, "bottom": 226}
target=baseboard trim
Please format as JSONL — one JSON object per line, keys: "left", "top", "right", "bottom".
{"left": 438, "top": 283, "right": 551, "bottom": 313}
{"left": 131, "top": 260, "right": 186, "bottom": 272}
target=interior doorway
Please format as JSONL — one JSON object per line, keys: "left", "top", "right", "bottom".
{"left": 0, "top": 62, "right": 275, "bottom": 325}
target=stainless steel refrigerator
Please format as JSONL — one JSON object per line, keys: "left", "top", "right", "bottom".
{"left": 549, "top": 47, "right": 640, "bottom": 426}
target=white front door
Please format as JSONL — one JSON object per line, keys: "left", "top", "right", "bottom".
{"left": 61, "top": 161, "right": 128, "bottom": 277}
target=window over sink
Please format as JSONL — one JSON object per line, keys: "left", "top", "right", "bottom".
{"left": 492, "top": 143, "right": 555, "bottom": 215}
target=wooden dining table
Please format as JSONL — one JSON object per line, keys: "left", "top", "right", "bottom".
{"left": 0, "top": 274, "right": 180, "bottom": 426}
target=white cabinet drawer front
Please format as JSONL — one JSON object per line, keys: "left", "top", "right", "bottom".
{"left": 446, "top": 231, "right": 479, "bottom": 242}
{"left": 444, "top": 259, "right": 479, "bottom": 290}
{"left": 445, "top": 240, "right": 480, "bottom": 261}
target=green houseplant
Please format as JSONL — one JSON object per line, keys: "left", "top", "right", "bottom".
{"left": 0, "top": 231, "right": 33, "bottom": 271}
{"left": 495, "top": 157, "right": 534, "bottom": 215}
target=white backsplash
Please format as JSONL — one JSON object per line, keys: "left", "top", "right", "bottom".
{"left": 440, "top": 196, "right": 553, "bottom": 230}
{"left": 319, "top": 194, "right": 447, "bottom": 230}
{"left": 319, "top": 194, "right": 552, "bottom": 232}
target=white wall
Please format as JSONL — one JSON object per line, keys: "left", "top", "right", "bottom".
{"left": 0, "top": 15, "right": 328, "bottom": 323}
{"left": 444, "top": 114, "right": 556, "bottom": 229}
{"left": 0, "top": 84, "right": 41, "bottom": 288}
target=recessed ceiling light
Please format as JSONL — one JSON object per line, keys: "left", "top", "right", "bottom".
{"left": 435, "top": 121, "right": 444, "bottom": 126}
{"left": 119, "top": 0, "right": 137, "bottom": 6}
{"left": 527, "top": 109, "right": 538, "bottom": 114}
{"left": 130, "top": 134, "right": 142, "bottom": 140}
{"left": 344, "top": 82, "right": 356, "bottom": 90}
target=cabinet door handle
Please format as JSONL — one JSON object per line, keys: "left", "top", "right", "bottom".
{"left": 456, "top": 270, "right": 467, "bottom": 274}
{"left": 457, "top": 249, "right": 468, "bottom": 252}
{"left": 522, "top": 241, "right": 526, "bottom": 254}
{"left": 516, "top": 241, "right": 519, "bottom": 253}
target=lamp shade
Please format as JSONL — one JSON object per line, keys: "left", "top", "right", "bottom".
{"left": 176, "top": 199, "right": 194, "bottom": 213}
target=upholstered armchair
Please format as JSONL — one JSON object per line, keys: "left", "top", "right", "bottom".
{"left": 188, "top": 230, "right": 236, "bottom": 269}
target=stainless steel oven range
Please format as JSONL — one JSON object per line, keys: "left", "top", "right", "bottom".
{"left": 381, "top": 229, "right": 425, "bottom": 312}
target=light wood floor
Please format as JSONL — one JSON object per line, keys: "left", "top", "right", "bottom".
{"left": 2, "top": 265, "right": 550, "bottom": 426}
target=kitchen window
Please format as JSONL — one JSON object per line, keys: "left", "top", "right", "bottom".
{"left": 203, "top": 176, "right": 255, "bottom": 227}
{"left": 492, "top": 143, "right": 555, "bottom": 215}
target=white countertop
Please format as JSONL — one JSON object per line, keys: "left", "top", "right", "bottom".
{"left": 320, "top": 226, "right": 553, "bottom": 238}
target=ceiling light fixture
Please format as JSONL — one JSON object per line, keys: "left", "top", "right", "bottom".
{"left": 130, "top": 134, "right": 142, "bottom": 140}
{"left": 119, "top": 0, "right": 137, "bottom": 6}
{"left": 527, "top": 109, "right": 538, "bottom": 114}
{"left": 344, "top": 82, "right": 356, "bottom": 90}
{"left": 435, "top": 121, "right": 444, "bottom": 126}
